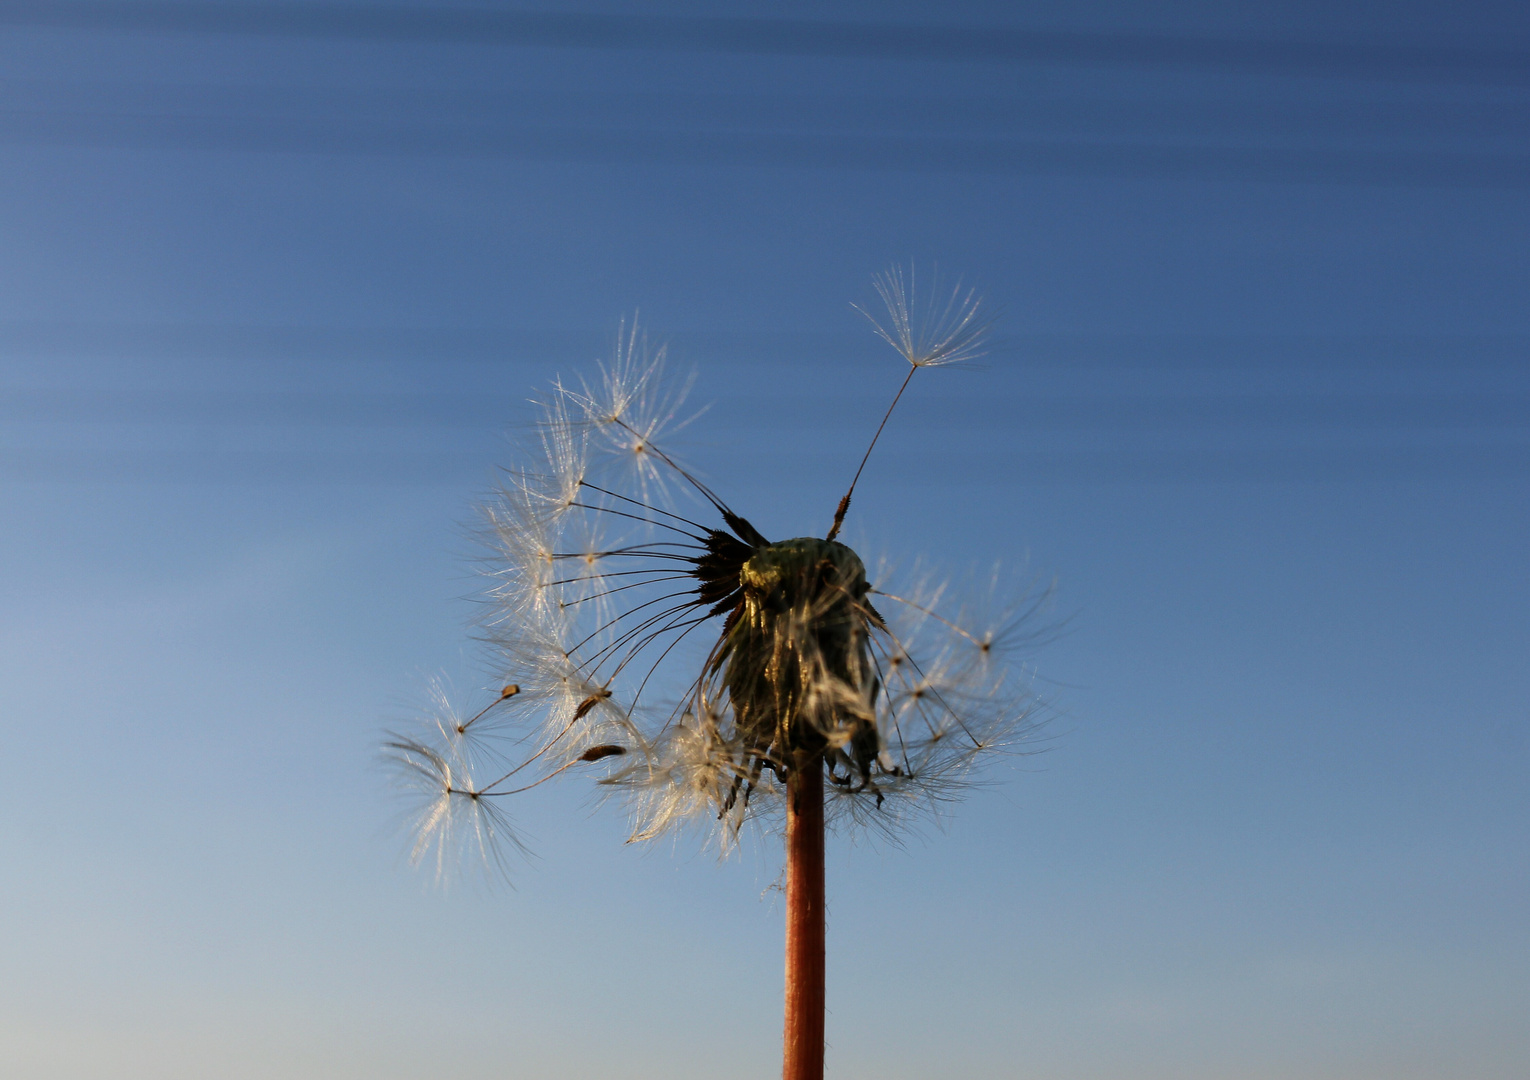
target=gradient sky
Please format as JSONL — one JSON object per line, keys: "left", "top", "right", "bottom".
{"left": 1, "top": 2, "right": 1527, "bottom": 1078}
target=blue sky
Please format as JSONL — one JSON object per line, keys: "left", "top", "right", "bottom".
{"left": 0, "top": 2, "right": 1526, "bottom": 1077}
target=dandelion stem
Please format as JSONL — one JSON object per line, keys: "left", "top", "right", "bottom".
{"left": 826, "top": 364, "right": 918, "bottom": 543}
{"left": 782, "top": 750, "right": 826, "bottom": 1080}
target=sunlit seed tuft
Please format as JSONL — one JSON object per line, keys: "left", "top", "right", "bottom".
{"left": 855, "top": 263, "right": 994, "bottom": 369}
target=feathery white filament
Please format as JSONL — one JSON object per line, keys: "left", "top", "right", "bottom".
{"left": 856, "top": 263, "right": 993, "bottom": 368}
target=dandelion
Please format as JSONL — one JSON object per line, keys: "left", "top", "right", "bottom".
{"left": 384, "top": 268, "right": 1043, "bottom": 1080}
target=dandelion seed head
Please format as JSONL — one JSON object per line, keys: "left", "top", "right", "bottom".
{"left": 390, "top": 287, "right": 1042, "bottom": 882}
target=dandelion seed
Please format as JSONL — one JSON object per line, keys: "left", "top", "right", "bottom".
{"left": 825, "top": 265, "right": 996, "bottom": 544}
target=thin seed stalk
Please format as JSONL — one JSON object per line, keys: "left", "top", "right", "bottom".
{"left": 783, "top": 750, "right": 826, "bottom": 1080}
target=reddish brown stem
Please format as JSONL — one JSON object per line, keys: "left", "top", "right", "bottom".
{"left": 783, "top": 751, "right": 826, "bottom": 1080}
